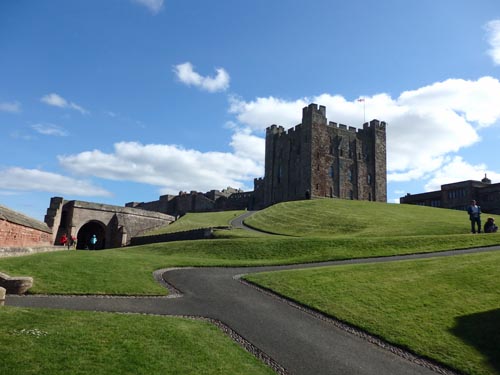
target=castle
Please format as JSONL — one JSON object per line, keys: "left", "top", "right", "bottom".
{"left": 128, "top": 103, "right": 387, "bottom": 216}
{"left": 34, "top": 103, "right": 387, "bottom": 249}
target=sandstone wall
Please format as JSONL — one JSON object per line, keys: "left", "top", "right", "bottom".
{"left": 0, "top": 219, "right": 52, "bottom": 248}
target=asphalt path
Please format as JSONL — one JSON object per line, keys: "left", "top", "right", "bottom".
{"left": 6, "top": 212, "right": 499, "bottom": 374}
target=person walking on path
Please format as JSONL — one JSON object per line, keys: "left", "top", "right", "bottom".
{"left": 467, "top": 200, "right": 482, "bottom": 233}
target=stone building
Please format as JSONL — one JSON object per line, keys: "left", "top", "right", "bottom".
{"left": 126, "top": 187, "right": 253, "bottom": 217}
{"left": 128, "top": 103, "right": 388, "bottom": 216}
{"left": 45, "top": 197, "right": 174, "bottom": 249}
{"left": 400, "top": 175, "right": 500, "bottom": 214}
{"left": 256, "top": 103, "right": 387, "bottom": 207}
{"left": 0, "top": 204, "right": 52, "bottom": 248}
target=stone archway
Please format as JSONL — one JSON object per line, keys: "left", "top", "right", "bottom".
{"left": 77, "top": 221, "right": 106, "bottom": 250}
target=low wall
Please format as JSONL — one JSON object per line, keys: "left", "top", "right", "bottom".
{"left": 130, "top": 228, "right": 214, "bottom": 246}
{"left": 0, "top": 246, "right": 67, "bottom": 258}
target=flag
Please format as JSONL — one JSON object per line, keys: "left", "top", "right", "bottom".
{"left": 357, "top": 98, "right": 365, "bottom": 102}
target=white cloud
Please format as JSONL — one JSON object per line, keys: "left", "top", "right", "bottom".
{"left": 40, "top": 93, "right": 89, "bottom": 114}
{"left": 58, "top": 141, "right": 263, "bottom": 193}
{"left": 173, "top": 62, "right": 230, "bottom": 93}
{"left": 0, "top": 101, "right": 21, "bottom": 113}
{"left": 31, "top": 123, "right": 68, "bottom": 137}
{"left": 229, "top": 96, "right": 307, "bottom": 131}
{"left": 0, "top": 167, "right": 112, "bottom": 197}
{"left": 131, "top": 0, "right": 164, "bottom": 14}
{"left": 229, "top": 129, "right": 265, "bottom": 163}
{"left": 228, "top": 77, "right": 500, "bottom": 185}
{"left": 423, "top": 156, "right": 500, "bottom": 191}
{"left": 485, "top": 19, "right": 500, "bottom": 65}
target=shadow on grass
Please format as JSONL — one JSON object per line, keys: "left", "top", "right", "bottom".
{"left": 450, "top": 308, "right": 500, "bottom": 373}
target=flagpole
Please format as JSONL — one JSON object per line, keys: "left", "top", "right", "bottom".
{"left": 363, "top": 100, "right": 366, "bottom": 123}
{"left": 357, "top": 98, "right": 366, "bottom": 124}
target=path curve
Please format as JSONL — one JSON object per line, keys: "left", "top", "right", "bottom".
{"left": 8, "top": 246, "right": 499, "bottom": 374}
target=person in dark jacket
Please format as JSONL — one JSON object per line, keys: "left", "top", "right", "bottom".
{"left": 467, "top": 200, "right": 481, "bottom": 233}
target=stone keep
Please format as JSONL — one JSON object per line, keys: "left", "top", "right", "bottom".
{"left": 260, "top": 103, "right": 387, "bottom": 207}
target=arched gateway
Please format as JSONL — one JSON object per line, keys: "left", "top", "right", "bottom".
{"left": 44, "top": 197, "right": 174, "bottom": 249}
{"left": 77, "top": 221, "right": 106, "bottom": 250}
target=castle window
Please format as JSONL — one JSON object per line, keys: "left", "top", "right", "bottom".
{"left": 329, "top": 166, "right": 334, "bottom": 178}
{"left": 348, "top": 169, "right": 353, "bottom": 182}
{"left": 367, "top": 174, "right": 372, "bottom": 185}
{"left": 340, "top": 149, "right": 343, "bottom": 157}
{"left": 277, "top": 165, "right": 282, "bottom": 184}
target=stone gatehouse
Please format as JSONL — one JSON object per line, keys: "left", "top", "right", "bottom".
{"left": 45, "top": 197, "right": 174, "bottom": 249}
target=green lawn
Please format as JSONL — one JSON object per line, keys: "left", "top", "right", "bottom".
{"left": 1, "top": 200, "right": 499, "bottom": 295}
{"left": 244, "top": 199, "right": 500, "bottom": 237}
{"left": 1, "top": 199, "right": 500, "bottom": 374}
{"left": 245, "top": 250, "right": 500, "bottom": 375}
{"left": 141, "top": 210, "right": 245, "bottom": 235}
{"left": 0, "top": 307, "right": 275, "bottom": 375}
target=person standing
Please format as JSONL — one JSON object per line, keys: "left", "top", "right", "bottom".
{"left": 60, "top": 233, "right": 68, "bottom": 247}
{"left": 467, "top": 200, "right": 481, "bottom": 234}
{"left": 90, "top": 234, "right": 97, "bottom": 250}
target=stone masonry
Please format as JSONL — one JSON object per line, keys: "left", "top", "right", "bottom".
{"left": 257, "top": 103, "right": 387, "bottom": 207}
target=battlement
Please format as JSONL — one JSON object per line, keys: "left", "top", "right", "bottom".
{"left": 267, "top": 124, "right": 285, "bottom": 136}
{"left": 302, "top": 103, "right": 326, "bottom": 117}
{"left": 363, "top": 119, "right": 387, "bottom": 131}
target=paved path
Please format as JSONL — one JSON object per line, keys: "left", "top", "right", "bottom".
{"left": 7, "top": 214, "right": 500, "bottom": 374}
{"left": 8, "top": 245, "right": 499, "bottom": 374}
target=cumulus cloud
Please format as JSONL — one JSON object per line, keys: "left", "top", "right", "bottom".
{"left": 228, "top": 77, "right": 500, "bottom": 185}
{"left": 131, "top": 0, "right": 164, "bottom": 14}
{"left": 173, "top": 62, "right": 230, "bottom": 93}
{"left": 58, "top": 141, "right": 263, "bottom": 193}
{"left": 0, "top": 167, "right": 112, "bottom": 197}
{"left": 423, "top": 156, "right": 500, "bottom": 191}
{"left": 40, "top": 93, "right": 89, "bottom": 114}
{"left": 0, "top": 101, "right": 21, "bottom": 113}
{"left": 485, "top": 19, "right": 500, "bottom": 65}
{"left": 31, "top": 123, "right": 68, "bottom": 137}
{"left": 229, "top": 129, "right": 265, "bottom": 163}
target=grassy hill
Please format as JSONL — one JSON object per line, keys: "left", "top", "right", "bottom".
{"left": 244, "top": 198, "right": 499, "bottom": 237}
{"left": 1, "top": 198, "right": 499, "bottom": 375}
{"left": 141, "top": 210, "right": 245, "bottom": 236}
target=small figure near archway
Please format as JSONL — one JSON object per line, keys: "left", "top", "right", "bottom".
{"left": 77, "top": 221, "right": 106, "bottom": 250}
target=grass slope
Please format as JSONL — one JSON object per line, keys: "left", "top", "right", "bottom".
{"left": 142, "top": 210, "right": 245, "bottom": 236}
{"left": 245, "top": 250, "right": 500, "bottom": 375}
{"left": 1, "top": 199, "right": 499, "bottom": 374}
{"left": 244, "top": 199, "right": 499, "bottom": 237}
{"left": 0, "top": 200, "right": 499, "bottom": 295}
{"left": 0, "top": 307, "right": 274, "bottom": 375}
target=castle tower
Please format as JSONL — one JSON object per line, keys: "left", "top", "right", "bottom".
{"left": 259, "top": 103, "right": 387, "bottom": 207}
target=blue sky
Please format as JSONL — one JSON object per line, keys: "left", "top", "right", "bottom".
{"left": 1, "top": 0, "right": 500, "bottom": 221}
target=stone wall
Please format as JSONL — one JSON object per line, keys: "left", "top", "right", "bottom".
{"left": 0, "top": 219, "right": 52, "bottom": 247}
{"left": 0, "top": 204, "right": 52, "bottom": 248}
{"left": 130, "top": 228, "right": 214, "bottom": 246}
